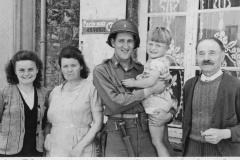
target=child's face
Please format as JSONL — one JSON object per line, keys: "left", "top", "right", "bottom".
{"left": 146, "top": 40, "right": 168, "bottom": 59}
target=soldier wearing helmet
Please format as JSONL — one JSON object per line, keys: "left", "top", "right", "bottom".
{"left": 106, "top": 19, "right": 140, "bottom": 49}
{"left": 93, "top": 19, "right": 173, "bottom": 157}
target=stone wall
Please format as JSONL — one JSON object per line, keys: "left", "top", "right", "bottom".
{"left": 127, "top": 0, "right": 139, "bottom": 25}
{"left": 127, "top": 0, "right": 139, "bottom": 60}
{"left": 36, "top": 0, "right": 80, "bottom": 89}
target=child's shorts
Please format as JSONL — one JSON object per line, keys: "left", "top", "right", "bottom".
{"left": 142, "top": 96, "right": 172, "bottom": 114}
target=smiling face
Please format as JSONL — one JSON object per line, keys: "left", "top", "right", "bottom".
{"left": 197, "top": 39, "right": 225, "bottom": 77}
{"left": 15, "top": 60, "right": 38, "bottom": 86}
{"left": 146, "top": 40, "right": 168, "bottom": 59}
{"left": 61, "top": 58, "right": 82, "bottom": 82}
{"left": 111, "top": 32, "right": 135, "bottom": 62}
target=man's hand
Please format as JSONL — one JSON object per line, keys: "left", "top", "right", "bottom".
{"left": 148, "top": 109, "right": 172, "bottom": 126}
{"left": 201, "top": 128, "right": 231, "bottom": 144}
{"left": 122, "top": 78, "right": 135, "bottom": 88}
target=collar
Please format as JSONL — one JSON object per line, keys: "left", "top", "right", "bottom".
{"left": 201, "top": 69, "right": 223, "bottom": 82}
{"left": 111, "top": 54, "right": 142, "bottom": 71}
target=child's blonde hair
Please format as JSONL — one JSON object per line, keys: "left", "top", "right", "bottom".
{"left": 147, "top": 27, "right": 172, "bottom": 46}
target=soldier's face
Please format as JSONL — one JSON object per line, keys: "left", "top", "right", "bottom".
{"left": 111, "top": 32, "right": 135, "bottom": 62}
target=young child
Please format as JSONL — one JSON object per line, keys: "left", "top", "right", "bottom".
{"left": 122, "top": 27, "right": 177, "bottom": 157}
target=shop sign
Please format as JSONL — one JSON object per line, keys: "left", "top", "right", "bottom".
{"left": 82, "top": 19, "right": 117, "bottom": 34}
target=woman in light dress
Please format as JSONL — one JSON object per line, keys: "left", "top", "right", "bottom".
{"left": 44, "top": 46, "right": 103, "bottom": 157}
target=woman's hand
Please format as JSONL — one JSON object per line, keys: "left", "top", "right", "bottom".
{"left": 44, "top": 134, "right": 51, "bottom": 151}
{"left": 69, "top": 87, "right": 103, "bottom": 157}
{"left": 70, "top": 146, "right": 84, "bottom": 157}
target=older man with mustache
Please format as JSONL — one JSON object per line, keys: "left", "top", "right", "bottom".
{"left": 182, "top": 37, "right": 240, "bottom": 157}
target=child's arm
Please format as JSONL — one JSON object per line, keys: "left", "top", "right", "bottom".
{"left": 122, "top": 68, "right": 164, "bottom": 88}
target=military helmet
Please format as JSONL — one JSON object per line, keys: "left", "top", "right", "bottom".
{"left": 106, "top": 19, "right": 140, "bottom": 49}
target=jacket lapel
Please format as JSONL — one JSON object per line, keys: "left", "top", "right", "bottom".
{"left": 183, "top": 76, "right": 199, "bottom": 143}
{"left": 185, "top": 76, "right": 199, "bottom": 120}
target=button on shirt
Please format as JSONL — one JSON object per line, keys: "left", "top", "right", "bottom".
{"left": 93, "top": 55, "right": 145, "bottom": 115}
{"left": 201, "top": 70, "right": 223, "bottom": 82}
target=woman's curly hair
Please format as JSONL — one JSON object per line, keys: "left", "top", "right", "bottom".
{"left": 58, "top": 46, "right": 90, "bottom": 79}
{"left": 5, "top": 50, "right": 43, "bottom": 88}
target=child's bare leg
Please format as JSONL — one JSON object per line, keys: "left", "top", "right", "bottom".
{"left": 149, "top": 124, "right": 170, "bottom": 157}
{"left": 163, "top": 125, "right": 174, "bottom": 156}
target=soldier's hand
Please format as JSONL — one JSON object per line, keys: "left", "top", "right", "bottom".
{"left": 148, "top": 109, "right": 172, "bottom": 126}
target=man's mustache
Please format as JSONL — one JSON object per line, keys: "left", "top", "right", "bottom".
{"left": 201, "top": 60, "right": 214, "bottom": 65}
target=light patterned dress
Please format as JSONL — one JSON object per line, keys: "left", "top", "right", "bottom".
{"left": 138, "top": 57, "right": 173, "bottom": 114}
{"left": 46, "top": 79, "right": 102, "bottom": 157}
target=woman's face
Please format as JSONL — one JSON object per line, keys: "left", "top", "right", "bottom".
{"left": 15, "top": 60, "right": 38, "bottom": 86}
{"left": 61, "top": 58, "right": 82, "bottom": 82}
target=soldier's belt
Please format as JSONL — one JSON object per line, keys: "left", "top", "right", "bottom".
{"left": 106, "top": 117, "right": 141, "bottom": 131}
{"left": 109, "top": 113, "right": 138, "bottom": 119}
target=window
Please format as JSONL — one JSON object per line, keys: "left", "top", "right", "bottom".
{"left": 139, "top": 0, "right": 195, "bottom": 127}
{"left": 139, "top": 0, "right": 240, "bottom": 150}
{"left": 196, "top": 0, "right": 240, "bottom": 78}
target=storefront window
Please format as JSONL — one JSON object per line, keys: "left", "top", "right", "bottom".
{"left": 196, "top": 0, "right": 240, "bottom": 78}
{"left": 199, "top": 0, "right": 240, "bottom": 9}
{"left": 145, "top": 0, "right": 188, "bottom": 123}
{"left": 198, "top": 11, "right": 240, "bottom": 68}
{"left": 149, "top": 16, "right": 186, "bottom": 66}
{"left": 140, "top": 0, "right": 240, "bottom": 151}
{"left": 148, "top": 0, "right": 187, "bottom": 13}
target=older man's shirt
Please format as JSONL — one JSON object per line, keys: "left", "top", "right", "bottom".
{"left": 201, "top": 69, "right": 223, "bottom": 82}
{"left": 93, "top": 55, "right": 145, "bottom": 115}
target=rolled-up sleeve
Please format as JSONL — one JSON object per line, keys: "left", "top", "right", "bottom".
{"left": 93, "top": 66, "right": 145, "bottom": 115}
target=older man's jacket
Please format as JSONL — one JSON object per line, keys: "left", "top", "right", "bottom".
{"left": 182, "top": 73, "right": 240, "bottom": 156}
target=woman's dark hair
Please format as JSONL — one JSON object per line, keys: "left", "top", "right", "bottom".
{"left": 58, "top": 46, "right": 90, "bottom": 79}
{"left": 5, "top": 50, "right": 43, "bottom": 88}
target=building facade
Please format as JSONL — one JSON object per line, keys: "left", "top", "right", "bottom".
{"left": 0, "top": 0, "right": 240, "bottom": 154}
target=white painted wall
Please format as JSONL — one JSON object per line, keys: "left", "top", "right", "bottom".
{"left": 0, "top": 0, "right": 14, "bottom": 88}
{"left": 0, "top": 0, "right": 36, "bottom": 88}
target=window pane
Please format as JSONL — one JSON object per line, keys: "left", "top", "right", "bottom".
{"left": 197, "top": 11, "right": 240, "bottom": 67}
{"left": 224, "top": 70, "right": 240, "bottom": 79}
{"left": 148, "top": 0, "right": 187, "bottom": 13}
{"left": 195, "top": 70, "right": 201, "bottom": 76}
{"left": 199, "top": 0, "right": 240, "bottom": 9}
{"left": 149, "top": 16, "right": 186, "bottom": 66}
{"left": 169, "top": 69, "right": 184, "bottom": 123}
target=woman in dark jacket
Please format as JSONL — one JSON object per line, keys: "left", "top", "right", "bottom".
{"left": 0, "top": 50, "right": 49, "bottom": 157}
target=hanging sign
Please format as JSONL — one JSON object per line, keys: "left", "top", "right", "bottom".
{"left": 82, "top": 19, "right": 117, "bottom": 34}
